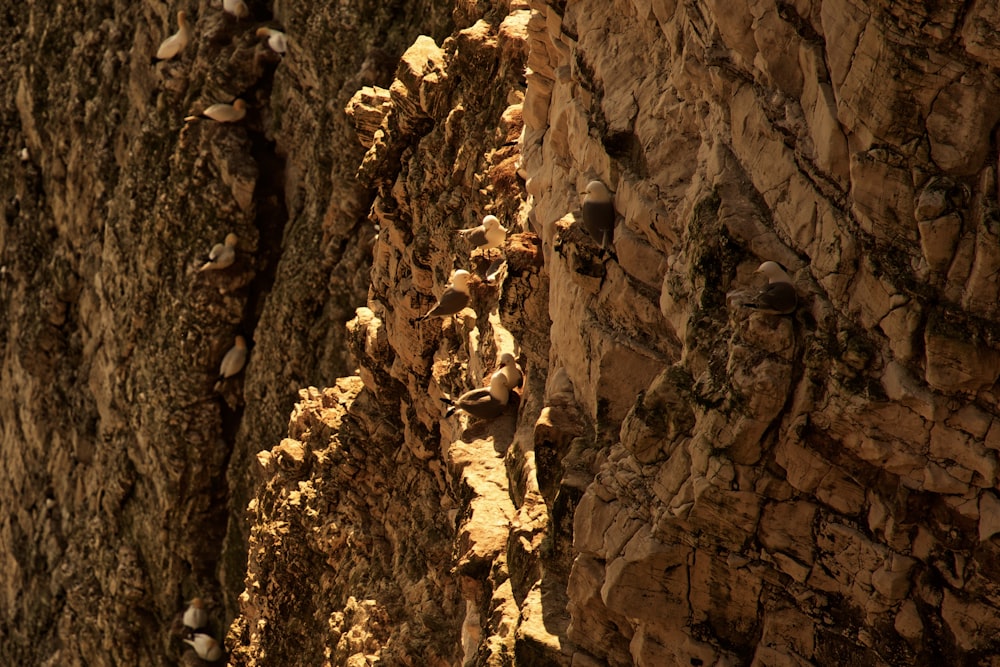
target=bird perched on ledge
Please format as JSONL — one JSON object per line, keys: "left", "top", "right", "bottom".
{"left": 218, "top": 336, "right": 248, "bottom": 381}
{"left": 185, "top": 99, "right": 247, "bottom": 123}
{"left": 442, "top": 372, "right": 511, "bottom": 420}
{"left": 182, "top": 598, "right": 208, "bottom": 631}
{"left": 742, "top": 261, "right": 798, "bottom": 315}
{"left": 256, "top": 27, "right": 288, "bottom": 54}
{"left": 581, "top": 180, "right": 616, "bottom": 248}
{"left": 198, "top": 233, "right": 238, "bottom": 272}
{"left": 458, "top": 215, "right": 507, "bottom": 253}
{"left": 495, "top": 352, "right": 522, "bottom": 390}
{"left": 184, "top": 633, "right": 223, "bottom": 661}
{"left": 223, "top": 0, "right": 250, "bottom": 19}
{"left": 416, "top": 270, "right": 471, "bottom": 321}
{"left": 155, "top": 11, "right": 191, "bottom": 61}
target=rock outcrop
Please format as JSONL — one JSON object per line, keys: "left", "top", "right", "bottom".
{"left": 6, "top": 0, "right": 1000, "bottom": 665}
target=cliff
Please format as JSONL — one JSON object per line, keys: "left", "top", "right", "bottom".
{"left": 4, "top": 0, "right": 1000, "bottom": 665}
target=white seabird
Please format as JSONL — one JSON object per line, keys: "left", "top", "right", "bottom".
{"left": 441, "top": 372, "right": 511, "bottom": 420}
{"left": 222, "top": 0, "right": 250, "bottom": 19}
{"left": 182, "top": 598, "right": 208, "bottom": 630}
{"left": 494, "top": 352, "right": 522, "bottom": 389}
{"left": 458, "top": 215, "right": 507, "bottom": 252}
{"left": 184, "top": 633, "right": 223, "bottom": 661}
{"left": 581, "top": 180, "right": 615, "bottom": 248}
{"left": 185, "top": 99, "right": 247, "bottom": 123}
{"left": 417, "top": 270, "right": 471, "bottom": 321}
{"left": 155, "top": 11, "right": 192, "bottom": 61}
{"left": 256, "top": 27, "right": 287, "bottom": 54}
{"left": 742, "top": 261, "right": 798, "bottom": 315}
{"left": 218, "top": 336, "right": 248, "bottom": 380}
{"left": 198, "top": 233, "right": 238, "bottom": 272}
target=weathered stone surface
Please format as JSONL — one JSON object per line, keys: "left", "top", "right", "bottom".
{"left": 12, "top": 0, "right": 1000, "bottom": 665}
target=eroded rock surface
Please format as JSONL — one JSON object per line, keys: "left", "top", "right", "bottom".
{"left": 7, "top": 0, "right": 1000, "bottom": 665}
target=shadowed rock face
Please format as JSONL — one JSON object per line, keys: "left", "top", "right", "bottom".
{"left": 6, "top": 0, "right": 1000, "bottom": 665}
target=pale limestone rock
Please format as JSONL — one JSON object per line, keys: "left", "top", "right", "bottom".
{"left": 924, "top": 331, "right": 1000, "bottom": 393}
{"left": 978, "top": 492, "right": 1000, "bottom": 541}
{"left": 750, "top": 5, "right": 804, "bottom": 98}
{"left": 704, "top": 0, "right": 756, "bottom": 65}
{"left": 687, "top": 486, "right": 761, "bottom": 550}
{"left": 946, "top": 403, "right": 993, "bottom": 439}
{"left": 849, "top": 148, "right": 916, "bottom": 243}
{"left": 893, "top": 600, "right": 923, "bottom": 641}
{"left": 918, "top": 213, "right": 962, "bottom": 276}
{"left": 941, "top": 589, "right": 1000, "bottom": 652}
{"left": 870, "top": 555, "right": 915, "bottom": 600}
{"left": 929, "top": 423, "right": 997, "bottom": 486}
{"left": 879, "top": 361, "right": 943, "bottom": 422}
{"left": 965, "top": 210, "right": 1000, "bottom": 314}
{"left": 921, "top": 463, "right": 969, "bottom": 495}
{"left": 756, "top": 605, "right": 815, "bottom": 663}
{"left": 567, "top": 555, "right": 633, "bottom": 665}
{"left": 345, "top": 86, "right": 392, "bottom": 149}
{"left": 759, "top": 500, "right": 817, "bottom": 564}
{"left": 572, "top": 491, "right": 621, "bottom": 558}
{"left": 963, "top": 0, "right": 1000, "bottom": 68}
{"left": 798, "top": 43, "right": 849, "bottom": 187}
{"left": 926, "top": 77, "right": 1000, "bottom": 175}
{"left": 849, "top": 260, "right": 897, "bottom": 330}
{"left": 687, "top": 551, "right": 760, "bottom": 648}
{"left": 601, "top": 528, "right": 690, "bottom": 623}
{"left": 878, "top": 303, "right": 923, "bottom": 363}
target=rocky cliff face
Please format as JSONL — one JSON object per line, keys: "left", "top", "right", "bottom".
{"left": 5, "top": 0, "right": 1000, "bottom": 665}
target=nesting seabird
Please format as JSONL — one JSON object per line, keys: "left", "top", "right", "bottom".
{"left": 222, "top": 0, "right": 250, "bottom": 19}
{"left": 218, "top": 336, "right": 248, "bottom": 380}
{"left": 581, "top": 180, "right": 616, "bottom": 248}
{"left": 495, "top": 352, "right": 523, "bottom": 389}
{"left": 185, "top": 99, "right": 247, "bottom": 123}
{"left": 441, "top": 372, "right": 511, "bottom": 420}
{"left": 458, "top": 215, "right": 507, "bottom": 252}
{"left": 155, "top": 11, "right": 192, "bottom": 61}
{"left": 256, "top": 27, "right": 287, "bottom": 54}
{"left": 416, "top": 270, "right": 471, "bottom": 321}
{"left": 184, "top": 633, "right": 223, "bottom": 661}
{"left": 742, "top": 261, "right": 798, "bottom": 315}
{"left": 483, "top": 256, "right": 505, "bottom": 284}
{"left": 198, "top": 233, "right": 238, "bottom": 271}
{"left": 183, "top": 598, "right": 208, "bottom": 630}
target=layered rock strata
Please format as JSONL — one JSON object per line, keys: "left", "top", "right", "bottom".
{"left": 7, "top": 0, "right": 1000, "bottom": 665}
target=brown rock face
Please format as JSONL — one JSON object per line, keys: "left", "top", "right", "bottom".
{"left": 6, "top": 0, "right": 1000, "bottom": 666}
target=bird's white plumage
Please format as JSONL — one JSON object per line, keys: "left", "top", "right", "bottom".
{"left": 756, "top": 261, "right": 792, "bottom": 284}
{"left": 199, "top": 233, "right": 238, "bottom": 271}
{"left": 458, "top": 215, "right": 507, "bottom": 251}
{"left": 584, "top": 180, "right": 612, "bottom": 204}
{"left": 218, "top": 336, "right": 248, "bottom": 379}
{"left": 581, "top": 180, "right": 615, "bottom": 248}
{"left": 184, "top": 633, "right": 223, "bottom": 661}
{"left": 183, "top": 598, "right": 207, "bottom": 630}
{"left": 185, "top": 99, "right": 247, "bottom": 123}
{"left": 417, "top": 270, "right": 472, "bottom": 320}
{"left": 495, "top": 352, "right": 522, "bottom": 389}
{"left": 256, "top": 27, "right": 287, "bottom": 54}
{"left": 223, "top": 0, "right": 249, "bottom": 19}
{"left": 742, "top": 261, "right": 798, "bottom": 315}
{"left": 155, "top": 11, "right": 191, "bottom": 60}
{"left": 442, "top": 372, "right": 511, "bottom": 419}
